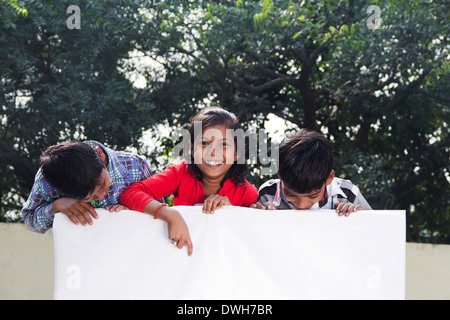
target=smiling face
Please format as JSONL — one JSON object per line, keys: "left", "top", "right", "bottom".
{"left": 193, "top": 125, "right": 238, "bottom": 181}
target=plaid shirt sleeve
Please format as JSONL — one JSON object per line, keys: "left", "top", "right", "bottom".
{"left": 136, "top": 154, "right": 153, "bottom": 181}
{"left": 134, "top": 154, "right": 165, "bottom": 203}
{"left": 21, "top": 169, "right": 63, "bottom": 234}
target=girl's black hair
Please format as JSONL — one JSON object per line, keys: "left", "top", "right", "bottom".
{"left": 278, "top": 130, "right": 333, "bottom": 194}
{"left": 187, "top": 106, "right": 248, "bottom": 186}
{"left": 40, "top": 141, "right": 104, "bottom": 199}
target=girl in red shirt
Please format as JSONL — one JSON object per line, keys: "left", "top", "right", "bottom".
{"left": 120, "top": 107, "right": 258, "bottom": 256}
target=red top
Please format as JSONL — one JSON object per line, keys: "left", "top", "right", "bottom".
{"left": 120, "top": 160, "right": 258, "bottom": 212}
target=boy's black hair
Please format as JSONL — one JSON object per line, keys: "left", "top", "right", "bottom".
{"left": 40, "top": 141, "right": 104, "bottom": 200}
{"left": 278, "top": 130, "right": 333, "bottom": 194}
{"left": 187, "top": 106, "right": 248, "bottom": 186}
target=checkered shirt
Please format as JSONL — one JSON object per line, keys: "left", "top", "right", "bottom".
{"left": 21, "top": 141, "right": 154, "bottom": 233}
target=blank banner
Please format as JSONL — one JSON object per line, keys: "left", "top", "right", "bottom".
{"left": 53, "top": 206, "right": 405, "bottom": 300}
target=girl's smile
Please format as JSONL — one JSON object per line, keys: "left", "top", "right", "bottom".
{"left": 193, "top": 125, "right": 237, "bottom": 181}
{"left": 204, "top": 160, "right": 224, "bottom": 167}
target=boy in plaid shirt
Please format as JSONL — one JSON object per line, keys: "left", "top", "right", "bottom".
{"left": 21, "top": 140, "right": 156, "bottom": 233}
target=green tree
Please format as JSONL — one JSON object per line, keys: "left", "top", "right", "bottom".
{"left": 0, "top": 0, "right": 158, "bottom": 219}
{"left": 131, "top": 0, "right": 449, "bottom": 242}
{"left": 1, "top": 0, "right": 448, "bottom": 243}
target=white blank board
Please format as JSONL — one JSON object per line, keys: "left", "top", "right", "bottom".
{"left": 53, "top": 206, "right": 405, "bottom": 300}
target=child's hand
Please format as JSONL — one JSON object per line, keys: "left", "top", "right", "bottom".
{"left": 202, "top": 195, "right": 231, "bottom": 214}
{"left": 106, "top": 204, "right": 129, "bottom": 212}
{"left": 163, "top": 207, "right": 194, "bottom": 256}
{"left": 52, "top": 197, "right": 99, "bottom": 226}
{"left": 334, "top": 201, "right": 362, "bottom": 217}
{"left": 249, "top": 202, "right": 277, "bottom": 210}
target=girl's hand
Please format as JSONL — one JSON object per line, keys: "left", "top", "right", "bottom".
{"left": 334, "top": 201, "right": 362, "bottom": 217}
{"left": 163, "top": 207, "right": 194, "bottom": 256}
{"left": 202, "top": 195, "right": 231, "bottom": 214}
{"left": 105, "top": 204, "right": 129, "bottom": 212}
{"left": 250, "top": 202, "right": 277, "bottom": 210}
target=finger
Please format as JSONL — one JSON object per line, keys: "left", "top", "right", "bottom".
{"left": 335, "top": 202, "right": 345, "bottom": 215}
{"left": 336, "top": 204, "right": 345, "bottom": 216}
{"left": 210, "top": 197, "right": 223, "bottom": 213}
{"left": 339, "top": 203, "right": 352, "bottom": 216}
{"left": 203, "top": 195, "right": 217, "bottom": 214}
{"left": 110, "top": 204, "right": 122, "bottom": 212}
{"left": 215, "top": 198, "right": 226, "bottom": 210}
{"left": 81, "top": 202, "right": 98, "bottom": 219}
{"left": 202, "top": 199, "right": 209, "bottom": 213}
{"left": 77, "top": 204, "right": 96, "bottom": 225}
{"left": 263, "top": 202, "right": 276, "bottom": 210}
{"left": 73, "top": 209, "right": 89, "bottom": 226}
{"left": 65, "top": 212, "right": 80, "bottom": 225}
{"left": 80, "top": 208, "right": 94, "bottom": 225}
{"left": 255, "top": 202, "right": 267, "bottom": 210}
{"left": 334, "top": 200, "right": 341, "bottom": 210}
{"left": 344, "top": 205, "right": 356, "bottom": 216}
{"left": 187, "top": 238, "right": 193, "bottom": 256}
{"left": 346, "top": 205, "right": 362, "bottom": 216}
{"left": 208, "top": 195, "right": 221, "bottom": 213}
{"left": 257, "top": 202, "right": 267, "bottom": 210}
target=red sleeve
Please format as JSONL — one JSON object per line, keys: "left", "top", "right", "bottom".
{"left": 221, "top": 179, "right": 258, "bottom": 207}
{"left": 120, "top": 162, "right": 185, "bottom": 212}
{"left": 238, "top": 181, "right": 258, "bottom": 207}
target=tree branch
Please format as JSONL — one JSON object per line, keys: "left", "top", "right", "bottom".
{"left": 413, "top": 89, "right": 450, "bottom": 104}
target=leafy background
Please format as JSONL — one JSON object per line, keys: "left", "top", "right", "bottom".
{"left": 1, "top": 0, "right": 448, "bottom": 243}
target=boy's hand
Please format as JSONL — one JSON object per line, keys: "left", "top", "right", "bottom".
{"left": 334, "top": 201, "right": 362, "bottom": 217}
{"left": 159, "top": 206, "right": 194, "bottom": 256}
{"left": 250, "top": 201, "right": 277, "bottom": 210}
{"left": 52, "top": 197, "right": 99, "bottom": 226}
{"left": 202, "top": 195, "right": 231, "bottom": 214}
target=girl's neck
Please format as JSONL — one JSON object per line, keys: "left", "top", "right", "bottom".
{"left": 201, "top": 175, "right": 225, "bottom": 197}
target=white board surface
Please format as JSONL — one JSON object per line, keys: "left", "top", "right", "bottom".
{"left": 53, "top": 206, "right": 405, "bottom": 300}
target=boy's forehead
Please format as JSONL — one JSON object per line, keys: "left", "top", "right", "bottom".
{"left": 282, "top": 181, "right": 322, "bottom": 196}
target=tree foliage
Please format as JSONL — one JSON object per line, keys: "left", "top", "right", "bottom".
{"left": 0, "top": 0, "right": 158, "bottom": 217}
{"left": 1, "top": 0, "right": 448, "bottom": 243}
